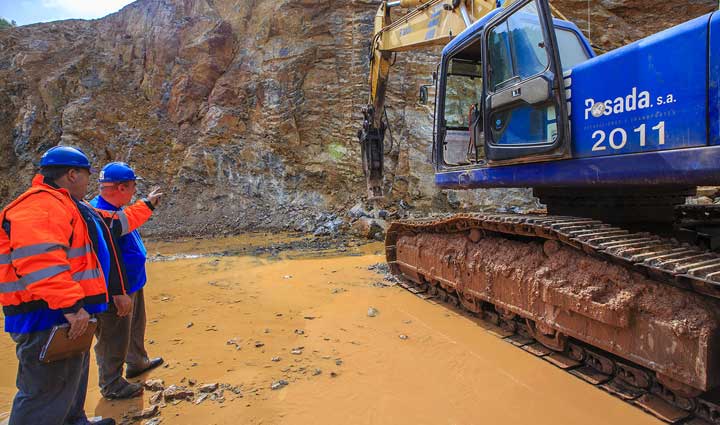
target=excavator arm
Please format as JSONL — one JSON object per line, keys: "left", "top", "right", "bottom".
{"left": 359, "top": 0, "right": 497, "bottom": 200}
{"left": 358, "top": 0, "right": 568, "bottom": 199}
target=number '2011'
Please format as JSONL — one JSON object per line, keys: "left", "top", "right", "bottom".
{"left": 591, "top": 121, "right": 666, "bottom": 151}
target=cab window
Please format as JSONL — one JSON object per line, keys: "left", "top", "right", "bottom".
{"left": 441, "top": 58, "right": 485, "bottom": 166}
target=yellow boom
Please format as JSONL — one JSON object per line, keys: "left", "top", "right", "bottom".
{"left": 360, "top": 0, "right": 497, "bottom": 200}
{"left": 368, "top": 0, "right": 495, "bottom": 115}
{"left": 358, "top": 0, "right": 567, "bottom": 199}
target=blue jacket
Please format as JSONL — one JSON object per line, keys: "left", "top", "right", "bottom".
{"left": 90, "top": 196, "right": 148, "bottom": 294}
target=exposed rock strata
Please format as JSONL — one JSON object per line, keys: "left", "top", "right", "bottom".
{"left": 0, "top": 0, "right": 714, "bottom": 235}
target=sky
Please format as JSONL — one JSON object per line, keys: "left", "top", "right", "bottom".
{"left": 0, "top": 0, "right": 135, "bottom": 26}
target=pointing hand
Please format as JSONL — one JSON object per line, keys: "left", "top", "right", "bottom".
{"left": 146, "top": 187, "right": 164, "bottom": 208}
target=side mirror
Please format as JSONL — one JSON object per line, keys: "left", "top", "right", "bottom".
{"left": 419, "top": 85, "right": 429, "bottom": 104}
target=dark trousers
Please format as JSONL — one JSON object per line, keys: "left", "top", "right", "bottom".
{"left": 9, "top": 330, "right": 90, "bottom": 425}
{"left": 125, "top": 288, "right": 149, "bottom": 370}
{"left": 95, "top": 289, "right": 149, "bottom": 394}
{"left": 95, "top": 301, "right": 131, "bottom": 395}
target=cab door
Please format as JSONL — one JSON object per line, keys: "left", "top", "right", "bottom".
{"left": 482, "top": 0, "right": 570, "bottom": 162}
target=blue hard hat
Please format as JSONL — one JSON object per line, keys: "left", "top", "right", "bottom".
{"left": 98, "top": 162, "right": 142, "bottom": 183}
{"left": 40, "top": 146, "right": 94, "bottom": 171}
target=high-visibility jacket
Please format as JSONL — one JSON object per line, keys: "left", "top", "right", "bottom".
{"left": 0, "top": 175, "right": 153, "bottom": 333}
{"left": 76, "top": 199, "right": 128, "bottom": 301}
{"left": 91, "top": 195, "right": 148, "bottom": 294}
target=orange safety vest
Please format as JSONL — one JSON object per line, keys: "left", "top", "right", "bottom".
{"left": 0, "top": 175, "right": 152, "bottom": 322}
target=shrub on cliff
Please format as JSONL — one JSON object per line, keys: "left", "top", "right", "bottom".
{"left": 0, "top": 18, "right": 16, "bottom": 30}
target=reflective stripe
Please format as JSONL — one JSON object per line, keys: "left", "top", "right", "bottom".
{"left": 117, "top": 211, "right": 130, "bottom": 235}
{"left": 10, "top": 243, "right": 68, "bottom": 262}
{"left": 0, "top": 264, "right": 71, "bottom": 294}
{"left": 0, "top": 253, "right": 10, "bottom": 265}
{"left": 67, "top": 244, "right": 92, "bottom": 259}
{"left": 0, "top": 280, "right": 28, "bottom": 294}
{"left": 72, "top": 268, "right": 102, "bottom": 282}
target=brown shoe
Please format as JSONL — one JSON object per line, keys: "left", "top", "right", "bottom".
{"left": 126, "top": 357, "right": 164, "bottom": 379}
{"left": 103, "top": 382, "right": 144, "bottom": 400}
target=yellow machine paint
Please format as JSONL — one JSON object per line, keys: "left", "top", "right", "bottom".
{"left": 368, "top": 0, "right": 495, "bottom": 123}
{"left": 368, "top": 0, "right": 567, "bottom": 114}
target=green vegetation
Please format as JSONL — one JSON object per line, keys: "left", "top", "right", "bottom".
{"left": 327, "top": 142, "right": 348, "bottom": 162}
{"left": 0, "top": 18, "right": 17, "bottom": 30}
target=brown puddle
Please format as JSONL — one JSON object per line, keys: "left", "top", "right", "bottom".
{"left": 0, "top": 234, "right": 660, "bottom": 424}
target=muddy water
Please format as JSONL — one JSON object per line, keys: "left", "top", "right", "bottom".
{"left": 0, "top": 234, "right": 660, "bottom": 424}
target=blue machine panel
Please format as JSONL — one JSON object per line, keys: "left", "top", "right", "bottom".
{"left": 569, "top": 15, "right": 710, "bottom": 158}
{"left": 435, "top": 146, "right": 720, "bottom": 189}
{"left": 435, "top": 10, "right": 720, "bottom": 191}
{"left": 709, "top": 12, "right": 720, "bottom": 146}
{"left": 443, "top": 9, "right": 503, "bottom": 55}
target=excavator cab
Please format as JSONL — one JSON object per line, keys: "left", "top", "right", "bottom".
{"left": 435, "top": 0, "right": 591, "bottom": 170}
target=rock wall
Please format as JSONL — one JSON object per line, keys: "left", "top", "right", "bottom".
{"left": 0, "top": 0, "right": 715, "bottom": 236}
{"left": 554, "top": 0, "right": 716, "bottom": 51}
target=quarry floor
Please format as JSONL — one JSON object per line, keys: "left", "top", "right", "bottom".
{"left": 0, "top": 233, "right": 661, "bottom": 425}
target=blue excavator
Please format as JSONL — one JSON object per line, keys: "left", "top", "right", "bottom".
{"left": 358, "top": 0, "right": 720, "bottom": 422}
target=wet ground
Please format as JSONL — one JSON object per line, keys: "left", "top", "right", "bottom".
{"left": 0, "top": 233, "right": 661, "bottom": 424}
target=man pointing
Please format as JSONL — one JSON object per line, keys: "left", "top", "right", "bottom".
{"left": 91, "top": 162, "right": 163, "bottom": 398}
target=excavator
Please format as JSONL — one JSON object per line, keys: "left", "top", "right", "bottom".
{"left": 358, "top": 0, "right": 720, "bottom": 423}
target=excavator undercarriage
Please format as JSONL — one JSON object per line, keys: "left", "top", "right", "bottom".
{"left": 361, "top": 0, "right": 720, "bottom": 421}
{"left": 386, "top": 212, "right": 720, "bottom": 423}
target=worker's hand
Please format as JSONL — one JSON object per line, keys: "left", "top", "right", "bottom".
{"left": 64, "top": 308, "right": 90, "bottom": 340}
{"left": 146, "top": 187, "right": 163, "bottom": 208}
{"left": 113, "top": 294, "right": 133, "bottom": 317}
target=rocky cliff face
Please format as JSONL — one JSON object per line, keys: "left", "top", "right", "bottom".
{"left": 555, "top": 0, "right": 716, "bottom": 51}
{"left": 0, "top": 0, "right": 715, "bottom": 236}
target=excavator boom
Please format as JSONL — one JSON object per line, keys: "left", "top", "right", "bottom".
{"left": 358, "top": 0, "right": 567, "bottom": 199}
{"left": 359, "top": 0, "right": 496, "bottom": 199}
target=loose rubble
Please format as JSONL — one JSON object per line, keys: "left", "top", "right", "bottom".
{"left": 271, "top": 380, "right": 289, "bottom": 390}
{"left": 162, "top": 385, "right": 195, "bottom": 401}
{"left": 368, "top": 263, "right": 400, "bottom": 286}
{"left": 130, "top": 380, "right": 242, "bottom": 424}
{"left": 226, "top": 338, "right": 242, "bottom": 350}
{"left": 199, "top": 383, "right": 219, "bottom": 393}
{"left": 131, "top": 405, "right": 159, "bottom": 420}
{"left": 144, "top": 379, "right": 165, "bottom": 392}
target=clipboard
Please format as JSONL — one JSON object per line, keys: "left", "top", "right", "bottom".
{"left": 39, "top": 318, "right": 98, "bottom": 363}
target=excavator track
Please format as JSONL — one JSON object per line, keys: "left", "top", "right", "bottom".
{"left": 388, "top": 213, "right": 720, "bottom": 299}
{"left": 385, "top": 213, "right": 720, "bottom": 424}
